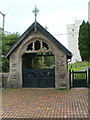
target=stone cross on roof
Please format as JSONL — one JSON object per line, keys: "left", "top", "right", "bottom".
{"left": 32, "top": 5, "right": 39, "bottom": 23}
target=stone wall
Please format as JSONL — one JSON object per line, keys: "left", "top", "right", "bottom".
{"left": 1, "top": 73, "right": 9, "bottom": 87}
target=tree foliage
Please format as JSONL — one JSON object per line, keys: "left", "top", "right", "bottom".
{"left": 2, "top": 32, "right": 20, "bottom": 72}
{"left": 2, "top": 32, "right": 20, "bottom": 55}
{"left": 0, "top": 32, "right": 2, "bottom": 72}
{"left": 44, "top": 56, "right": 55, "bottom": 68}
{"left": 78, "top": 20, "right": 90, "bottom": 61}
{"left": 32, "top": 56, "right": 46, "bottom": 69}
{"left": 32, "top": 53, "right": 55, "bottom": 69}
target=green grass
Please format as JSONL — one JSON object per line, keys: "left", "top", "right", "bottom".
{"left": 74, "top": 72, "right": 87, "bottom": 79}
{"left": 68, "top": 61, "right": 90, "bottom": 71}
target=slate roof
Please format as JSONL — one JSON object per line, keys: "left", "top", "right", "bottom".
{"left": 5, "top": 22, "right": 72, "bottom": 59}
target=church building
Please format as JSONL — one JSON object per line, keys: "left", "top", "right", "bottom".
{"left": 67, "top": 20, "right": 82, "bottom": 63}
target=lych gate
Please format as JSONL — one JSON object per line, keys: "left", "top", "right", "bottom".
{"left": 5, "top": 22, "right": 72, "bottom": 89}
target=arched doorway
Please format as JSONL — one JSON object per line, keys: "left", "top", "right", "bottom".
{"left": 22, "top": 40, "right": 55, "bottom": 88}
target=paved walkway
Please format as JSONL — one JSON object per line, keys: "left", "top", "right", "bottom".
{"left": 2, "top": 88, "right": 89, "bottom": 119}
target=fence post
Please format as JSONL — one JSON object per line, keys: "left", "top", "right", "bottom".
{"left": 88, "top": 68, "right": 90, "bottom": 87}
{"left": 69, "top": 69, "right": 71, "bottom": 89}
{"left": 72, "top": 70, "right": 74, "bottom": 88}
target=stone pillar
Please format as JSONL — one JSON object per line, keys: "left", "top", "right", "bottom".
{"left": 55, "top": 52, "right": 69, "bottom": 89}
{"left": 7, "top": 53, "right": 21, "bottom": 88}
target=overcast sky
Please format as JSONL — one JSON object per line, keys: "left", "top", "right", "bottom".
{"left": 0, "top": 0, "right": 89, "bottom": 47}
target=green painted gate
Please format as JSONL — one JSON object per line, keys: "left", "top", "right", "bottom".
{"left": 72, "top": 70, "right": 87, "bottom": 88}
{"left": 22, "top": 68, "right": 55, "bottom": 88}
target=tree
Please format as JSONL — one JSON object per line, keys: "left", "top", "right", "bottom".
{"left": 0, "top": 32, "right": 2, "bottom": 72}
{"left": 78, "top": 20, "right": 90, "bottom": 61}
{"left": 44, "top": 56, "right": 55, "bottom": 68}
{"left": 2, "top": 32, "right": 20, "bottom": 55}
{"left": 32, "top": 53, "right": 55, "bottom": 69}
{"left": 2, "top": 32, "right": 20, "bottom": 72}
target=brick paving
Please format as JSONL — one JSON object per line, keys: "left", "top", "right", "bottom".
{"left": 2, "top": 88, "right": 89, "bottom": 119}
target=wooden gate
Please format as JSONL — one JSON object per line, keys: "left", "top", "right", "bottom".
{"left": 22, "top": 68, "right": 55, "bottom": 88}
{"left": 72, "top": 70, "right": 87, "bottom": 88}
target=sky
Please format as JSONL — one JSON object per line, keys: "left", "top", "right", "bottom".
{"left": 0, "top": 0, "right": 89, "bottom": 47}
